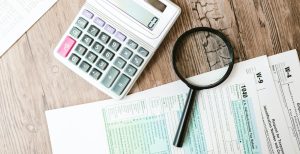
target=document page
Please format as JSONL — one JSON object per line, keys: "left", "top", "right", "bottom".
{"left": 101, "top": 82, "right": 265, "bottom": 153}
{"left": 46, "top": 51, "right": 300, "bottom": 154}
{"left": 0, "top": 0, "right": 57, "bottom": 56}
{"left": 269, "top": 50, "right": 300, "bottom": 151}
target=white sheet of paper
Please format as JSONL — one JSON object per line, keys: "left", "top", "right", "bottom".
{"left": 269, "top": 50, "right": 300, "bottom": 151}
{"left": 0, "top": 0, "right": 57, "bottom": 56}
{"left": 45, "top": 51, "right": 300, "bottom": 154}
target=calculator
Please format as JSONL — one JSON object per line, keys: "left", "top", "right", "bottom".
{"left": 54, "top": 0, "right": 181, "bottom": 99}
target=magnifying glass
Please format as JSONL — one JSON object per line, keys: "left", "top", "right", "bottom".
{"left": 172, "top": 27, "right": 234, "bottom": 147}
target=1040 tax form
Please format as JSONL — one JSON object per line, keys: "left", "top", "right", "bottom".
{"left": 46, "top": 50, "right": 300, "bottom": 154}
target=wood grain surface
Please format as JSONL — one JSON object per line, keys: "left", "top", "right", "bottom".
{"left": 0, "top": 0, "right": 299, "bottom": 153}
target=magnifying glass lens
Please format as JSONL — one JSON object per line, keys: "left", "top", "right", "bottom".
{"left": 174, "top": 31, "right": 233, "bottom": 87}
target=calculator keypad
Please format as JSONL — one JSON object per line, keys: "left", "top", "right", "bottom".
{"left": 57, "top": 9, "right": 151, "bottom": 97}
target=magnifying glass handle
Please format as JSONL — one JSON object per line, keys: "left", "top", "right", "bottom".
{"left": 173, "top": 88, "right": 197, "bottom": 147}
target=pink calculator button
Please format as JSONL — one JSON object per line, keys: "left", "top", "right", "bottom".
{"left": 58, "top": 36, "right": 76, "bottom": 57}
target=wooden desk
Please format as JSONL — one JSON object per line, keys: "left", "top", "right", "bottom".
{"left": 0, "top": 0, "right": 299, "bottom": 153}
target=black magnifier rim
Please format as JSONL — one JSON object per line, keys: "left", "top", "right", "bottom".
{"left": 172, "top": 27, "right": 234, "bottom": 90}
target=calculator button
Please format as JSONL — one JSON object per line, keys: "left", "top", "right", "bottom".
{"left": 81, "top": 35, "right": 94, "bottom": 46}
{"left": 115, "top": 32, "right": 127, "bottom": 42}
{"left": 75, "top": 44, "right": 87, "bottom": 56}
{"left": 109, "top": 40, "right": 121, "bottom": 52}
{"left": 96, "top": 59, "right": 108, "bottom": 71}
{"left": 112, "top": 74, "right": 131, "bottom": 95}
{"left": 90, "top": 68, "right": 102, "bottom": 80}
{"left": 101, "top": 67, "right": 120, "bottom": 88}
{"left": 86, "top": 51, "right": 98, "bottom": 63}
{"left": 69, "top": 54, "right": 81, "bottom": 65}
{"left": 114, "top": 57, "right": 126, "bottom": 69}
{"left": 120, "top": 48, "right": 133, "bottom": 60}
{"left": 82, "top": 10, "right": 94, "bottom": 19}
{"left": 104, "top": 25, "right": 116, "bottom": 34}
{"left": 127, "top": 40, "right": 138, "bottom": 50}
{"left": 99, "top": 32, "right": 111, "bottom": 44}
{"left": 87, "top": 25, "right": 100, "bottom": 37}
{"left": 131, "top": 55, "right": 144, "bottom": 67}
{"left": 125, "top": 64, "right": 137, "bottom": 77}
{"left": 76, "top": 17, "right": 88, "bottom": 29}
{"left": 94, "top": 17, "right": 105, "bottom": 27}
{"left": 92, "top": 42, "right": 104, "bottom": 53}
{"left": 58, "top": 36, "right": 76, "bottom": 57}
{"left": 70, "top": 27, "right": 82, "bottom": 38}
{"left": 102, "top": 49, "right": 115, "bottom": 61}
{"left": 79, "top": 61, "right": 91, "bottom": 73}
{"left": 138, "top": 47, "right": 149, "bottom": 57}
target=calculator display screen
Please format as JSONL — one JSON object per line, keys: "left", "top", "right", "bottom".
{"left": 109, "top": 0, "right": 160, "bottom": 30}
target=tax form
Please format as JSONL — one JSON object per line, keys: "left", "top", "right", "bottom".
{"left": 46, "top": 51, "right": 300, "bottom": 154}
{"left": 0, "top": 0, "right": 57, "bottom": 56}
{"left": 269, "top": 50, "right": 300, "bottom": 151}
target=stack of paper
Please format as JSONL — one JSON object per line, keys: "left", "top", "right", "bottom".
{"left": 0, "top": 0, "right": 57, "bottom": 56}
{"left": 46, "top": 50, "right": 300, "bottom": 154}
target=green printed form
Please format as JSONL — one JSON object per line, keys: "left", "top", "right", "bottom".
{"left": 104, "top": 115, "right": 170, "bottom": 154}
{"left": 102, "top": 94, "right": 208, "bottom": 154}
{"left": 232, "top": 99, "right": 261, "bottom": 154}
{"left": 183, "top": 98, "right": 207, "bottom": 154}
